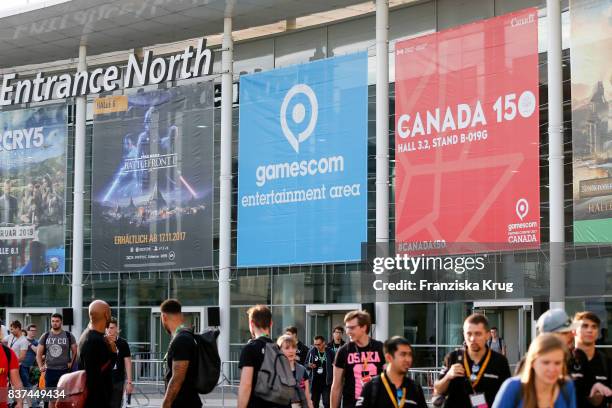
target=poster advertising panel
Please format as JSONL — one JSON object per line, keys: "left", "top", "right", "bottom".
{"left": 0, "top": 105, "right": 67, "bottom": 275}
{"left": 237, "top": 53, "right": 368, "bottom": 266}
{"left": 571, "top": 0, "right": 612, "bottom": 242}
{"left": 91, "top": 83, "right": 214, "bottom": 271}
{"left": 395, "top": 8, "right": 540, "bottom": 254}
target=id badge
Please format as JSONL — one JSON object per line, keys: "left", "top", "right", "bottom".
{"left": 317, "top": 367, "right": 323, "bottom": 374}
{"left": 291, "top": 403, "right": 302, "bottom": 408}
{"left": 469, "top": 393, "right": 488, "bottom": 408}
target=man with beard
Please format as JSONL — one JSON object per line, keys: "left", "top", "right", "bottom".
{"left": 434, "top": 314, "right": 511, "bottom": 408}
{"left": 160, "top": 299, "right": 200, "bottom": 408}
{"left": 36, "top": 314, "right": 77, "bottom": 408}
{"left": 78, "top": 300, "right": 117, "bottom": 408}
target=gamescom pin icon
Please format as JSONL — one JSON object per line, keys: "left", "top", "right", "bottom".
{"left": 280, "top": 84, "right": 318, "bottom": 153}
{"left": 516, "top": 198, "right": 529, "bottom": 220}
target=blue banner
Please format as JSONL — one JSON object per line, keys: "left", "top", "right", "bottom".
{"left": 0, "top": 105, "right": 67, "bottom": 275}
{"left": 237, "top": 53, "right": 368, "bottom": 266}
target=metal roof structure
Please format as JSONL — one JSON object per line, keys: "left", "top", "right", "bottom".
{"left": 0, "top": 0, "right": 371, "bottom": 68}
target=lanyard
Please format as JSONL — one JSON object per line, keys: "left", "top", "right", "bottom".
{"left": 381, "top": 373, "right": 406, "bottom": 408}
{"left": 173, "top": 325, "right": 185, "bottom": 337}
{"left": 463, "top": 348, "right": 492, "bottom": 390}
{"left": 318, "top": 350, "right": 326, "bottom": 362}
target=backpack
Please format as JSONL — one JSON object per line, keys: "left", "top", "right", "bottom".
{"left": 254, "top": 342, "right": 297, "bottom": 405}
{"left": 179, "top": 328, "right": 221, "bottom": 394}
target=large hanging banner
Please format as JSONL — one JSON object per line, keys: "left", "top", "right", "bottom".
{"left": 0, "top": 105, "right": 67, "bottom": 275}
{"left": 571, "top": 0, "right": 612, "bottom": 242}
{"left": 237, "top": 53, "right": 368, "bottom": 266}
{"left": 92, "top": 83, "right": 214, "bottom": 271}
{"left": 395, "top": 8, "right": 540, "bottom": 253}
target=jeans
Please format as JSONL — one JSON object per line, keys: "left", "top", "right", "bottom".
{"left": 110, "top": 380, "right": 125, "bottom": 408}
{"left": 19, "top": 365, "right": 31, "bottom": 387}
{"left": 311, "top": 381, "right": 330, "bottom": 408}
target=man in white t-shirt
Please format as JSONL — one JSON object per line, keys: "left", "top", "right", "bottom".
{"left": 6, "top": 321, "right": 30, "bottom": 384}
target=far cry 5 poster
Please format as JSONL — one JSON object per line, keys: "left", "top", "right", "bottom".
{"left": 0, "top": 104, "right": 67, "bottom": 276}
{"left": 91, "top": 83, "right": 214, "bottom": 272}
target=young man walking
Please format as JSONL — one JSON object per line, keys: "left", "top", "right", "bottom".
{"left": 285, "top": 326, "right": 310, "bottom": 366}
{"left": 238, "top": 305, "right": 285, "bottom": 408}
{"left": 331, "top": 310, "right": 385, "bottom": 408}
{"left": 328, "top": 326, "right": 345, "bottom": 358}
{"left": 434, "top": 314, "right": 511, "bottom": 408}
{"left": 78, "top": 300, "right": 117, "bottom": 408}
{"left": 574, "top": 311, "right": 612, "bottom": 407}
{"left": 160, "top": 299, "right": 201, "bottom": 408}
{"left": 107, "top": 317, "right": 133, "bottom": 408}
{"left": 6, "top": 321, "right": 29, "bottom": 384}
{"left": 356, "top": 336, "right": 427, "bottom": 408}
{"left": 36, "top": 313, "right": 77, "bottom": 408}
{"left": 486, "top": 327, "right": 506, "bottom": 356}
{"left": 307, "top": 335, "right": 333, "bottom": 408}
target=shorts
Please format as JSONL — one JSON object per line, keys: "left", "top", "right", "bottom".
{"left": 45, "top": 368, "right": 69, "bottom": 388}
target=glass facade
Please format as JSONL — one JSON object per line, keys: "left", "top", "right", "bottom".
{"left": 0, "top": 0, "right": 610, "bottom": 366}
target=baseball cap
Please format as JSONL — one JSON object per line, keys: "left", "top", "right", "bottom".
{"left": 536, "top": 309, "right": 579, "bottom": 333}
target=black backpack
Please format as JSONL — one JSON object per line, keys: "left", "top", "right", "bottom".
{"left": 181, "top": 328, "right": 221, "bottom": 394}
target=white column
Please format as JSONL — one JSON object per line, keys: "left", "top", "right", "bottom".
{"left": 71, "top": 44, "right": 86, "bottom": 338}
{"left": 375, "top": 0, "right": 389, "bottom": 340}
{"left": 546, "top": 0, "right": 565, "bottom": 310}
{"left": 218, "top": 17, "right": 233, "bottom": 369}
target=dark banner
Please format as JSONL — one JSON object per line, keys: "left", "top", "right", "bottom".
{"left": 91, "top": 83, "right": 214, "bottom": 271}
{"left": 0, "top": 105, "right": 67, "bottom": 275}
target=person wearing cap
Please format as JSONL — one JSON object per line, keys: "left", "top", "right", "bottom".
{"left": 573, "top": 311, "right": 612, "bottom": 408}
{"left": 516, "top": 309, "right": 602, "bottom": 408}
{"left": 434, "top": 313, "right": 511, "bottom": 408}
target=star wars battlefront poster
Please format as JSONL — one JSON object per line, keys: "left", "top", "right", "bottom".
{"left": 91, "top": 83, "right": 214, "bottom": 272}
{"left": 0, "top": 105, "right": 67, "bottom": 276}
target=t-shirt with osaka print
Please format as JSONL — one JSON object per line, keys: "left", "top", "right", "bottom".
{"left": 334, "top": 339, "right": 385, "bottom": 408}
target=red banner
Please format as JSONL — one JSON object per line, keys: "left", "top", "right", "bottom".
{"left": 394, "top": 8, "right": 540, "bottom": 253}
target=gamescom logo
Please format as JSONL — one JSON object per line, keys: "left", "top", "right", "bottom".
{"left": 280, "top": 84, "right": 318, "bottom": 153}
{"left": 516, "top": 198, "right": 529, "bottom": 220}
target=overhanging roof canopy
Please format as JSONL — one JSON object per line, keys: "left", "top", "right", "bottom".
{"left": 0, "top": 0, "right": 369, "bottom": 68}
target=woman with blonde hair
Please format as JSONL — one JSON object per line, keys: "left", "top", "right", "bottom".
{"left": 277, "top": 334, "right": 315, "bottom": 408}
{"left": 493, "top": 334, "right": 576, "bottom": 407}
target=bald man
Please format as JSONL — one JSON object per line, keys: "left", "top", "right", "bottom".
{"left": 78, "top": 300, "right": 118, "bottom": 408}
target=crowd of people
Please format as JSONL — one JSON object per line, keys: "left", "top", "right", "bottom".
{"left": 237, "top": 305, "right": 612, "bottom": 408}
{"left": 0, "top": 300, "right": 611, "bottom": 408}
{"left": 0, "top": 304, "right": 133, "bottom": 408}
{"left": 0, "top": 176, "right": 64, "bottom": 227}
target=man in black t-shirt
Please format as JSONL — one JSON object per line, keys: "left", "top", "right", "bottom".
{"left": 574, "top": 311, "right": 612, "bottom": 407}
{"left": 307, "top": 335, "right": 333, "bottom": 408}
{"left": 160, "top": 299, "right": 201, "bottom": 408}
{"left": 331, "top": 310, "right": 385, "bottom": 408}
{"left": 357, "top": 336, "right": 427, "bottom": 408}
{"left": 434, "top": 314, "right": 511, "bottom": 408}
{"left": 237, "top": 305, "right": 285, "bottom": 408}
{"left": 78, "top": 300, "right": 118, "bottom": 408}
{"left": 107, "top": 317, "right": 133, "bottom": 408}
{"left": 285, "top": 326, "right": 310, "bottom": 366}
